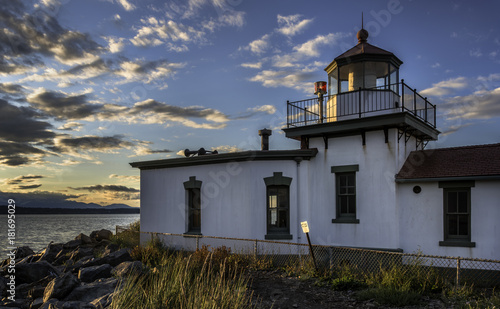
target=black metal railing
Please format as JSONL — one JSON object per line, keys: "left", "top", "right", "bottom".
{"left": 286, "top": 80, "right": 436, "bottom": 128}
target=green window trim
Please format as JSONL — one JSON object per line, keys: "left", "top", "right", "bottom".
{"left": 440, "top": 186, "right": 473, "bottom": 247}
{"left": 264, "top": 172, "right": 292, "bottom": 239}
{"left": 184, "top": 176, "right": 202, "bottom": 233}
{"left": 331, "top": 164, "right": 359, "bottom": 173}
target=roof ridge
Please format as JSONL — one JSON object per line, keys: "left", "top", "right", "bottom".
{"left": 420, "top": 142, "right": 500, "bottom": 152}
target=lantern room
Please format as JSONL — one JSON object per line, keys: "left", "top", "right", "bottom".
{"left": 325, "top": 27, "right": 402, "bottom": 95}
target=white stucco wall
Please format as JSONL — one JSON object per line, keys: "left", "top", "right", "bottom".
{"left": 302, "top": 128, "right": 418, "bottom": 250}
{"left": 140, "top": 160, "right": 300, "bottom": 241}
{"left": 398, "top": 180, "right": 500, "bottom": 260}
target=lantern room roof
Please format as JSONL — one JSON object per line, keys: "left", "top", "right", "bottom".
{"left": 325, "top": 29, "right": 403, "bottom": 73}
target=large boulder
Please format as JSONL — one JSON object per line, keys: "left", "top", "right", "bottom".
{"left": 43, "top": 272, "right": 80, "bottom": 302}
{"left": 90, "top": 229, "right": 113, "bottom": 241}
{"left": 16, "top": 261, "right": 60, "bottom": 284}
{"left": 15, "top": 246, "right": 35, "bottom": 259}
{"left": 37, "top": 243, "right": 63, "bottom": 264}
{"left": 64, "top": 278, "right": 117, "bottom": 303}
{"left": 81, "top": 248, "right": 132, "bottom": 268}
{"left": 75, "top": 233, "right": 92, "bottom": 245}
{"left": 112, "top": 261, "right": 143, "bottom": 278}
{"left": 90, "top": 292, "right": 114, "bottom": 308}
{"left": 69, "top": 247, "right": 94, "bottom": 263}
{"left": 78, "top": 264, "right": 112, "bottom": 283}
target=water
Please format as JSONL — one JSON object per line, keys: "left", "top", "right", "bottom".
{"left": 0, "top": 214, "right": 139, "bottom": 256}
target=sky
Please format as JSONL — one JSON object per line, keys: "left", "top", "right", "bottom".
{"left": 0, "top": 0, "right": 499, "bottom": 208}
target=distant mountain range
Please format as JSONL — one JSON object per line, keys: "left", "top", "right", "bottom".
{"left": 0, "top": 191, "right": 139, "bottom": 214}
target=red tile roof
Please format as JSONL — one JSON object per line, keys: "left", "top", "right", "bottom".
{"left": 396, "top": 143, "right": 500, "bottom": 179}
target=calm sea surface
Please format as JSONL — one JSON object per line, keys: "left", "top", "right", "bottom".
{"left": 0, "top": 213, "right": 139, "bottom": 256}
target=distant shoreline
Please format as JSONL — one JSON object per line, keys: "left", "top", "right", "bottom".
{"left": 0, "top": 206, "right": 140, "bottom": 214}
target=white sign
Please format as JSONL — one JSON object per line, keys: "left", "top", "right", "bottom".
{"left": 301, "top": 221, "right": 309, "bottom": 234}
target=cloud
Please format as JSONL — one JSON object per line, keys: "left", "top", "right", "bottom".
{"left": 130, "top": 17, "right": 205, "bottom": 50}
{"left": 126, "top": 99, "right": 229, "bottom": 129}
{"left": 0, "top": 99, "right": 55, "bottom": 143}
{"left": 249, "top": 67, "right": 318, "bottom": 92}
{"left": 57, "top": 122, "right": 84, "bottom": 131}
{"left": 51, "top": 135, "right": 134, "bottom": 154}
{"left": 0, "top": 83, "right": 24, "bottom": 95}
{"left": 441, "top": 87, "right": 500, "bottom": 120}
{"left": 115, "top": 59, "right": 185, "bottom": 84}
{"left": 431, "top": 62, "right": 441, "bottom": 68}
{"left": 469, "top": 48, "right": 482, "bottom": 58}
{"left": 109, "top": 174, "right": 140, "bottom": 181}
{"left": 116, "top": 0, "right": 136, "bottom": 11}
{"left": 241, "top": 62, "right": 263, "bottom": 69}
{"left": 70, "top": 184, "right": 139, "bottom": 193}
{"left": 27, "top": 89, "right": 102, "bottom": 120}
{"left": 104, "top": 36, "right": 126, "bottom": 53}
{"left": 420, "top": 77, "right": 468, "bottom": 97}
{"left": 5, "top": 175, "right": 44, "bottom": 185}
{"left": 277, "top": 14, "right": 313, "bottom": 37}
{"left": 0, "top": 1, "right": 103, "bottom": 69}
{"left": 232, "top": 104, "right": 277, "bottom": 119}
{"left": 240, "top": 34, "right": 271, "bottom": 55}
{"left": 211, "top": 145, "right": 243, "bottom": 153}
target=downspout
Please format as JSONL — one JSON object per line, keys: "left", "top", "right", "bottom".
{"left": 294, "top": 157, "right": 303, "bottom": 242}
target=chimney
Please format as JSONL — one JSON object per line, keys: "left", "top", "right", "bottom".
{"left": 258, "top": 128, "right": 272, "bottom": 151}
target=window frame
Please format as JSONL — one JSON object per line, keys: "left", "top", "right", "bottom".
{"left": 331, "top": 165, "right": 360, "bottom": 224}
{"left": 264, "top": 172, "right": 293, "bottom": 240}
{"left": 183, "top": 176, "right": 202, "bottom": 235}
{"left": 438, "top": 181, "right": 476, "bottom": 248}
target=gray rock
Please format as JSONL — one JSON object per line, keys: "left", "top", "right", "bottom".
{"left": 63, "top": 240, "right": 82, "bottom": 250}
{"left": 90, "top": 230, "right": 112, "bottom": 241}
{"left": 37, "top": 243, "right": 63, "bottom": 264}
{"left": 69, "top": 248, "right": 94, "bottom": 263}
{"left": 90, "top": 292, "right": 114, "bottom": 309}
{"left": 2, "top": 298, "right": 30, "bottom": 308}
{"left": 112, "top": 261, "right": 143, "bottom": 277}
{"left": 61, "top": 301, "right": 96, "bottom": 309}
{"left": 64, "top": 278, "right": 117, "bottom": 303}
{"left": 75, "top": 234, "right": 92, "bottom": 245}
{"left": 39, "top": 299, "right": 58, "bottom": 309}
{"left": 16, "top": 261, "right": 60, "bottom": 284}
{"left": 102, "top": 248, "right": 132, "bottom": 267}
{"left": 30, "top": 297, "right": 44, "bottom": 309}
{"left": 15, "top": 246, "right": 35, "bottom": 259}
{"left": 102, "top": 243, "right": 120, "bottom": 256}
{"left": 43, "top": 272, "right": 80, "bottom": 303}
{"left": 78, "top": 264, "right": 112, "bottom": 283}
{"left": 0, "top": 276, "right": 7, "bottom": 296}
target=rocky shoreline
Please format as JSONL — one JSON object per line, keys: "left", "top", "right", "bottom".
{"left": 0, "top": 229, "right": 143, "bottom": 309}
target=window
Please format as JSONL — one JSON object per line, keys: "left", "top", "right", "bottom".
{"left": 264, "top": 172, "right": 292, "bottom": 240}
{"left": 331, "top": 165, "right": 359, "bottom": 224}
{"left": 439, "top": 181, "right": 475, "bottom": 247}
{"left": 183, "top": 176, "right": 202, "bottom": 234}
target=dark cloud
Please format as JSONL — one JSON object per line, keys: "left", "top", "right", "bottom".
{"left": 144, "top": 149, "right": 172, "bottom": 154}
{"left": 128, "top": 99, "right": 227, "bottom": 120}
{"left": 6, "top": 175, "right": 44, "bottom": 185}
{"left": 0, "top": 141, "right": 46, "bottom": 166}
{"left": 0, "top": 82, "right": 24, "bottom": 95}
{"left": 0, "top": 99, "right": 55, "bottom": 142}
{"left": 0, "top": 0, "right": 102, "bottom": 73}
{"left": 0, "top": 155, "right": 30, "bottom": 166}
{"left": 70, "top": 185, "right": 140, "bottom": 193}
{"left": 52, "top": 135, "right": 134, "bottom": 152}
{"left": 17, "top": 184, "right": 42, "bottom": 190}
{"left": 27, "top": 90, "right": 102, "bottom": 120}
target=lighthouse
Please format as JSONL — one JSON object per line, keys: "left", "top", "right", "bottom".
{"left": 284, "top": 27, "right": 439, "bottom": 151}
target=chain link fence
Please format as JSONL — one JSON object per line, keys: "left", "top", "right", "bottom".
{"left": 116, "top": 226, "right": 500, "bottom": 288}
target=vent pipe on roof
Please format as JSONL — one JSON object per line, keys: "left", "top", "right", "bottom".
{"left": 258, "top": 128, "right": 272, "bottom": 151}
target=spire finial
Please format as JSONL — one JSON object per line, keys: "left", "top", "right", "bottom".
{"left": 357, "top": 12, "right": 369, "bottom": 43}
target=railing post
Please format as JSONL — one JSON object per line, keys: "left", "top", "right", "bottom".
{"left": 401, "top": 80, "right": 405, "bottom": 111}
{"left": 304, "top": 107, "right": 308, "bottom": 126}
{"left": 413, "top": 88, "right": 417, "bottom": 114}
{"left": 456, "top": 256, "right": 461, "bottom": 287}
{"left": 424, "top": 97, "right": 428, "bottom": 122}
{"left": 433, "top": 105, "right": 436, "bottom": 128}
{"left": 358, "top": 87, "right": 362, "bottom": 118}
{"left": 287, "top": 100, "right": 290, "bottom": 128}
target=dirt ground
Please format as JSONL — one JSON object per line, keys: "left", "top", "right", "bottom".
{"left": 248, "top": 269, "right": 448, "bottom": 309}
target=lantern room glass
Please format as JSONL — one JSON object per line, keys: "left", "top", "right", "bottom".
{"left": 329, "top": 61, "right": 399, "bottom": 94}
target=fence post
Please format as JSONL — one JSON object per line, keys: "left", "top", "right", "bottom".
{"left": 456, "top": 256, "right": 461, "bottom": 287}
{"left": 254, "top": 239, "right": 258, "bottom": 258}
{"left": 196, "top": 236, "right": 199, "bottom": 251}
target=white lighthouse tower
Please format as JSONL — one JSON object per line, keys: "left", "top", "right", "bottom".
{"left": 283, "top": 27, "right": 440, "bottom": 248}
